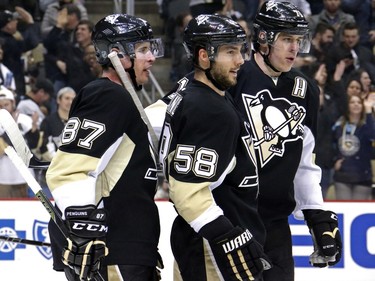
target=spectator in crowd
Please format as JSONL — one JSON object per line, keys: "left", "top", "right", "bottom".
{"left": 82, "top": 43, "right": 102, "bottom": 78}
{"left": 64, "top": 19, "right": 96, "bottom": 93}
{"left": 326, "top": 22, "right": 375, "bottom": 83}
{"left": 39, "top": 86, "right": 75, "bottom": 160}
{"left": 43, "top": 3, "right": 81, "bottom": 96}
{"left": 349, "top": 68, "right": 374, "bottom": 98}
{"left": 169, "top": 12, "right": 192, "bottom": 82}
{"left": 309, "top": 0, "right": 355, "bottom": 42}
{"left": 312, "top": 61, "right": 348, "bottom": 198}
{"left": 17, "top": 77, "right": 54, "bottom": 127}
{"left": 35, "top": 86, "right": 76, "bottom": 198}
{"left": 0, "top": 7, "right": 40, "bottom": 99}
{"left": 0, "top": 39, "right": 16, "bottom": 92}
{"left": 345, "top": 77, "right": 364, "bottom": 97}
{"left": 0, "top": 86, "right": 39, "bottom": 197}
{"left": 295, "top": 22, "right": 335, "bottom": 70}
{"left": 332, "top": 93, "right": 375, "bottom": 200}
{"left": 41, "top": 0, "right": 87, "bottom": 38}
{"left": 341, "top": 0, "right": 373, "bottom": 49}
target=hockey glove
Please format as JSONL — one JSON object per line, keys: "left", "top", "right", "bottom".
{"left": 209, "top": 227, "right": 271, "bottom": 281}
{"left": 303, "top": 209, "right": 342, "bottom": 267}
{"left": 63, "top": 205, "right": 109, "bottom": 280}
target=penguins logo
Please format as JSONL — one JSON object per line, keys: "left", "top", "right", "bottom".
{"left": 242, "top": 90, "right": 306, "bottom": 167}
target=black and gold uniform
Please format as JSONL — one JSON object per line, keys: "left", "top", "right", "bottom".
{"left": 159, "top": 78, "right": 266, "bottom": 280}
{"left": 46, "top": 78, "right": 160, "bottom": 276}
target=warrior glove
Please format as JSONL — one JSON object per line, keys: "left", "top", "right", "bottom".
{"left": 303, "top": 209, "right": 342, "bottom": 267}
{"left": 200, "top": 217, "right": 271, "bottom": 281}
{"left": 63, "top": 205, "right": 109, "bottom": 280}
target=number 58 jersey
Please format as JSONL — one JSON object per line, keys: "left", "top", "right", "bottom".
{"left": 159, "top": 79, "right": 265, "bottom": 242}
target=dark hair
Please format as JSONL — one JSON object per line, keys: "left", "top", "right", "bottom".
{"left": 78, "top": 19, "right": 94, "bottom": 33}
{"left": 65, "top": 3, "right": 81, "bottom": 20}
{"left": 313, "top": 22, "right": 335, "bottom": 38}
{"left": 342, "top": 22, "right": 359, "bottom": 34}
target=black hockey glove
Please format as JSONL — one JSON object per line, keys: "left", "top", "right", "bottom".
{"left": 63, "top": 205, "right": 109, "bottom": 281}
{"left": 209, "top": 227, "right": 271, "bottom": 281}
{"left": 303, "top": 209, "right": 342, "bottom": 267}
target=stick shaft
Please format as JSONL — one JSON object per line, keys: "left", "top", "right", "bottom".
{"left": 4, "top": 146, "right": 69, "bottom": 238}
{"left": 0, "top": 235, "right": 51, "bottom": 247}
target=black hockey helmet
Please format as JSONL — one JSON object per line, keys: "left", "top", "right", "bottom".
{"left": 92, "top": 14, "right": 164, "bottom": 65}
{"left": 183, "top": 14, "right": 250, "bottom": 62}
{"left": 253, "top": 1, "right": 310, "bottom": 53}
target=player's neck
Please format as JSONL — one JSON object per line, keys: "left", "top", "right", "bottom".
{"left": 194, "top": 70, "right": 225, "bottom": 96}
{"left": 102, "top": 68, "right": 122, "bottom": 86}
{"left": 254, "top": 52, "right": 281, "bottom": 78}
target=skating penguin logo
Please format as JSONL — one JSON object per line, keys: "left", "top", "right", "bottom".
{"left": 242, "top": 90, "right": 306, "bottom": 167}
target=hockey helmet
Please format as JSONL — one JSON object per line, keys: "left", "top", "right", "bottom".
{"left": 183, "top": 14, "right": 250, "bottom": 62}
{"left": 92, "top": 14, "right": 164, "bottom": 65}
{"left": 254, "top": 1, "right": 311, "bottom": 53}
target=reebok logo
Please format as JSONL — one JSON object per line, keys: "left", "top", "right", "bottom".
{"left": 222, "top": 229, "right": 253, "bottom": 253}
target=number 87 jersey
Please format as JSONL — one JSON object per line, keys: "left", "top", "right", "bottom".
{"left": 159, "top": 79, "right": 265, "bottom": 240}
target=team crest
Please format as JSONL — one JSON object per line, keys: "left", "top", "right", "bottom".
{"left": 242, "top": 90, "right": 306, "bottom": 167}
{"left": 32, "top": 220, "right": 52, "bottom": 259}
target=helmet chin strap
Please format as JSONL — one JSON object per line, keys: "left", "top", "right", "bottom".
{"left": 195, "top": 62, "right": 227, "bottom": 91}
{"left": 125, "top": 59, "right": 142, "bottom": 91}
{"left": 260, "top": 51, "right": 281, "bottom": 73}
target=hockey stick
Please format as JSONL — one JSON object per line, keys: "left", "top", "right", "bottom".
{"left": 108, "top": 51, "right": 164, "bottom": 185}
{"left": 107, "top": 51, "right": 160, "bottom": 155}
{"left": 0, "top": 109, "right": 50, "bottom": 169}
{"left": 0, "top": 235, "right": 51, "bottom": 247}
{"left": 4, "top": 146, "right": 105, "bottom": 281}
{"left": 4, "top": 146, "right": 68, "bottom": 238}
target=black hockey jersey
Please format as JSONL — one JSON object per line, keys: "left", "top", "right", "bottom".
{"left": 159, "top": 79, "right": 265, "bottom": 243}
{"left": 46, "top": 78, "right": 160, "bottom": 266}
{"left": 228, "top": 59, "right": 324, "bottom": 225}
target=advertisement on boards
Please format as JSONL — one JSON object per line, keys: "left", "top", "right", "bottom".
{"left": 0, "top": 200, "right": 374, "bottom": 281}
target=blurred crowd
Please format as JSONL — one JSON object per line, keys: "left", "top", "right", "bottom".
{"left": 0, "top": 0, "right": 375, "bottom": 201}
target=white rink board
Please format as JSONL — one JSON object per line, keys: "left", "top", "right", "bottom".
{"left": 0, "top": 200, "right": 374, "bottom": 281}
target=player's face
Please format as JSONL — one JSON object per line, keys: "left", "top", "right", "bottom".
{"left": 269, "top": 33, "right": 303, "bottom": 72}
{"left": 133, "top": 41, "right": 156, "bottom": 85}
{"left": 211, "top": 44, "right": 245, "bottom": 88}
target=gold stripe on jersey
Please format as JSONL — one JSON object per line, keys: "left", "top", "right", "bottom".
{"left": 46, "top": 150, "right": 99, "bottom": 193}
{"left": 169, "top": 176, "right": 214, "bottom": 224}
{"left": 96, "top": 134, "right": 135, "bottom": 197}
{"left": 107, "top": 265, "right": 123, "bottom": 281}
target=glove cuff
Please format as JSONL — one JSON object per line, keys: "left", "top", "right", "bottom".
{"left": 198, "top": 215, "right": 233, "bottom": 241}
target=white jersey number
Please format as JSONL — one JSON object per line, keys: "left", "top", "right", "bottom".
{"left": 61, "top": 117, "right": 106, "bottom": 149}
{"left": 174, "top": 145, "right": 218, "bottom": 179}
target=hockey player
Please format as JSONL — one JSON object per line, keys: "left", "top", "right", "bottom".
{"left": 46, "top": 14, "right": 164, "bottom": 281}
{"left": 158, "top": 14, "right": 271, "bottom": 281}
{"left": 228, "top": 1, "right": 342, "bottom": 280}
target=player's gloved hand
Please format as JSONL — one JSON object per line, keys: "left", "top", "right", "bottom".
{"left": 209, "top": 226, "right": 271, "bottom": 281}
{"left": 303, "top": 209, "right": 342, "bottom": 268}
{"left": 263, "top": 125, "right": 274, "bottom": 141}
{"left": 63, "top": 205, "right": 109, "bottom": 280}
